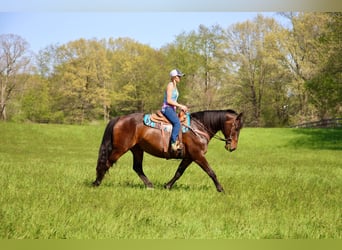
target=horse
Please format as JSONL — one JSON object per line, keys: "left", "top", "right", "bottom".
{"left": 92, "top": 109, "right": 243, "bottom": 192}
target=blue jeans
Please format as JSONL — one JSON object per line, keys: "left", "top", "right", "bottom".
{"left": 162, "top": 107, "right": 180, "bottom": 144}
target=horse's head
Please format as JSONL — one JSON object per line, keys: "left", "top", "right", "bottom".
{"left": 223, "top": 112, "right": 243, "bottom": 152}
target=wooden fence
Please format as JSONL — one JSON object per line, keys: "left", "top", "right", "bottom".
{"left": 291, "top": 118, "right": 342, "bottom": 128}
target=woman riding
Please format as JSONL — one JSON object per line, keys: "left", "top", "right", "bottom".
{"left": 161, "top": 69, "right": 188, "bottom": 151}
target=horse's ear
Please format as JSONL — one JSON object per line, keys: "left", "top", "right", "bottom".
{"left": 237, "top": 112, "right": 243, "bottom": 120}
{"left": 236, "top": 113, "right": 243, "bottom": 128}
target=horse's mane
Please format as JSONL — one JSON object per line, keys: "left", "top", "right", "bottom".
{"left": 190, "top": 109, "right": 238, "bottom": 133}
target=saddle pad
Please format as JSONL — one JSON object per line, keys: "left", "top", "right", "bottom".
{"left": 143, "top": 113, "right": 190, "bottom": 133}
{"left": 144, "top": 114, "right": 172, "bottom": 132}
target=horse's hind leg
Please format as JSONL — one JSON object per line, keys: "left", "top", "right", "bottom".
{"left": 131, "top": 146, "right": 153, "bottom": 189}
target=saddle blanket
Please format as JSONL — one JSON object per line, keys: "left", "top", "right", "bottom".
{"left": 143, "top": 112, "right": 190, "bottom": 133}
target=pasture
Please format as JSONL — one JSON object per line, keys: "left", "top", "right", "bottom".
{"left": 0, "top": 122, "right": 341, "bottom": 239}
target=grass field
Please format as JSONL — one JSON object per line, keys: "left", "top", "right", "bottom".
{"left": 0, "top": 122, "right": 341, "bottom": 239}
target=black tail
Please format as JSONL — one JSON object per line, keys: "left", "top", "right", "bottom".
{"left": 93, "top": 117, "right": 119, "bottom": 186}
{"left": 97, "top": 117, "right": 119, "bottom": 167}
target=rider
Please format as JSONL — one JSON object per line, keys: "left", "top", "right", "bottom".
{"left": 161, "top": 69, "right": 188, "bottom": 151}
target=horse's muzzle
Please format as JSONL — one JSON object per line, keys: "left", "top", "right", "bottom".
{"left": 225, "top": 143, "right": 235, "bottom": 152}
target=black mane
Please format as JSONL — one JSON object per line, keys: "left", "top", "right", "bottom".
{"left": 190, "top": 109, "right": 238, "bottom": 134}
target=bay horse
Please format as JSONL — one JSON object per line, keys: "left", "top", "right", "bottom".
{"left": 92, "top": 109, "right": 243, "bottom": 192}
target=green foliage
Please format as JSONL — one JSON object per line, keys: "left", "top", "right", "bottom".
{"left": 0, "top": 123, "right": 341, "bottom": 239}
{"left": 304, "top": 13, "right": 342, "bottom": 119}
{"left": 52, "top": 39, "right": 111, "bottom": 123}
{"left": 1, "top": 13, "right": 341, "bottom": 126}
{"left": 20, "top": 76, "right": 51, "bottom": 123}
{"left": 280, "top": 12, "right": 341, "bottom": 123}
{"left": 107, "top": 38, "right": 167, "bottom": 116}
{"left": 306, "top": 74, "right": 341, "bottom": 118}
{"left": 165, "top": 25, "right": 230, "bottom": 111}
{"left": 228, "top": 15, "right": 293, "bottom": 127}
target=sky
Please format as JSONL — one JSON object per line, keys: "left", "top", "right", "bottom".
{"left": 1, "top": 0, "right": 337, "bottom": 54}
{"left": 1, "top": 12, "right": 282, "bottom": 54}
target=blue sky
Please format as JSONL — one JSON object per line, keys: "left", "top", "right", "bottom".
{"left": 1, "top": 12, "right": 282, "bottom": 53}
{"left": 0, "top": 0, "right": 334, "bottom": 12}
{"left": 1, "top": 0, "right": 336, "bottom": 54}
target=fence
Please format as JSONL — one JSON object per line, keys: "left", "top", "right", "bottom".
{"left": 291, "top": 118, "right": 342, "bottom": 128}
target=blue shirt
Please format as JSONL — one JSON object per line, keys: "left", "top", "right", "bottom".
{"left": 162, "top": 82, "right": 179, "bottom": 112}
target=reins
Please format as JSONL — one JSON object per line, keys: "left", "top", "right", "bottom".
{"left": 184, "top": 124, "right": 210, "bottom": 141}
{"left": 188, "top": 117, "right": 232, "bottom": 144}
{"left": 213, "top": 133, "right": 231, "bottom": 143}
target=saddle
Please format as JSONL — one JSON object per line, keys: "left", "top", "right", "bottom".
{"left": 143, "top": 110, "right": 190, "bottom": 157}
{"left": 150, "top": 110, "right": 187, "bottom": 125}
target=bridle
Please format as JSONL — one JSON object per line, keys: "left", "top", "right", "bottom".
{"left": 190, "top": 118, "right": 234, "bottom": 145}
{"left": 212, "top": 125, "right": 233, "bottom": 146}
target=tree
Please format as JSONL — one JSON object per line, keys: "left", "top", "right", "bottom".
{"left": 0, "top": 34, "right": 30, "bottom": 120}
{"left": 21, "top": 75, "right": 52, "bottom": 123}
{"left": 163, "top": 25, "right": 230, "bottom": 111}
{"left": 305, "top": 13, "right": 342, "bottom": 119}
{"left": 228, "top": 15, "right": 291, "bottom": 126}
{"left": 52, "top": 39, "right": 111, "bottom": 123}
{"left": 35, "top": 44, "right": 59, "bottom": 78}
{"left": 106, "top": 38, "right": 166, "bottom": 116}
{"left": 280, "top": 12, "right": 340, "bottom": 121}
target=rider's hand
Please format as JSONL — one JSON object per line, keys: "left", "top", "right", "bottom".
{"left": 180, "top": 105, "right": 188, "bottom": 112}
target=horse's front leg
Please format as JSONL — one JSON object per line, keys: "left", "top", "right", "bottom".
{"left": 195, "top": 156, "right": 224, "bottom": 193}
{"left": 164, "top": 158, "right": 192, "bottom": 190}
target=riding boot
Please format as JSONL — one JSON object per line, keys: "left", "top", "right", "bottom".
{"left": 171, "top": 141, "right": 179, "bottom": 151}
{"left": 171, "top": 142, "right": 176, "bottom": 151}
{"left": 171, "top": 140, "right": 183, "bottom": 152}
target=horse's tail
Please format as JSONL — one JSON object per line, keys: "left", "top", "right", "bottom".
{"left": 93, "top": 117, "right": 119, "bottom": 186}
{"left": 98, "top": 117, "right": 119, "bottom": 166}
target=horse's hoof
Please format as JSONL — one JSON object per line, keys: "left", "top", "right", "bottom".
{"left": 92, "top": 180, "right": 100, "bottom": 187}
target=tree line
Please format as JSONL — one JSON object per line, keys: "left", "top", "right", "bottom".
{"left": 1, "top": 12, "right": 341, "bottom": 126}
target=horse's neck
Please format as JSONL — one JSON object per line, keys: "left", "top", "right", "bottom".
{"left": 192, "top": 118, "right": 217, "bottom": 139}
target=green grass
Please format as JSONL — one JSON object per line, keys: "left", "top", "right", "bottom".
{"left": 0, "top": 122, "right": 341, "bottom": 239}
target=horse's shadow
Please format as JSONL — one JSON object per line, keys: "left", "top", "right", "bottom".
{"left": 83, "top": 179, "right": 211, "bottom": 192}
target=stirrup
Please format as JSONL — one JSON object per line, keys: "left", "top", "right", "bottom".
{"left": 171, "top": 142, "right": 178, "bottom": 151}
{"left": 171, "top": 141, "right": 182, "bottom": 151}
